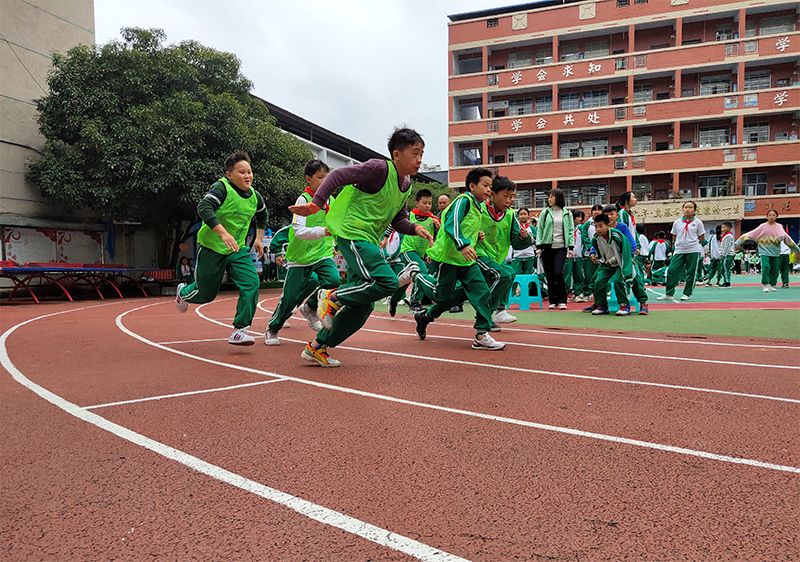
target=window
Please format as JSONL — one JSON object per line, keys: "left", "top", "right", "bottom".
{"left": 508, "top": 51, "right": 532, "bottom": 69}
{"left": 698, "top": 175, "right": 730, "bottom": 197}
{"left": 509, "top": 98, "right": 533, "bottom": 116}
{"left": 560, "top": 92, "right": 580, "bottom": 111}
{"left": 615, "top": 158, "right": 627, "bottom": 169}
{"left": 564, "top": 185, "right": 608, "bottom": 206}
{"left": 583, "top": 89, "right": 609, "bottom": 108}
{"left": 715, "top": 27, "right": 734, "bottom": 41}
{"left": 633, "top": 135, "right": 652, "bottom": 153}
{"left": 744, "top": 20, "right": 757, "bottom": 38}
{"left": 534, "top": 96, "right": 552, "bottom": 113}
{"left": 534, "top": 48, "right": 553, "bottom": 65}
{"left": 744, "top": 70, "right": 771, "bottom": 91}
{"left": 632, "top": 180, "right": 652, "bottom": 201}
{"left": 493, "top": 154, "right": 506, "bottom": 164}
{"left": 456, "top": 100, "right": 482, "bottom": 121}
{"left": 700, "top": 75, "right": 731, "bottom": 95}
{"left": 634, "top": 85, "right": 653, "bottom": 102}
{"left": 656, "top": 92, "right": 670, "bottom": 100}
{"left": 699, "top": 127, "right": 729, "bottom": 147}
{"left": 635, "top": 0, "right": 648, "bottom": 4}
{"left": 560, "top": 141, "right": 581, "bottom": 158}
{"left": 584, "top": 40, "right": 609, "bottom": 58}
{"left": 655, "top": 141, "right": 670, "bottom": 151}
{"left": 534, "top": 144, "right": 552, "bottom": 161}
{"left": 533, "top": 190, "right": 549, "bottom": 208}
{"left": 743, "top": 123, "right": 769, "bottom": 143}
{"left": 759, "top": 15, "right": 794, "bottom": 35}
{"left": 725, "top": 43, "right": 739, "bottom": 56}
{"left": 560, "top": 43, "right": 581, "bottom": 62}
{"left": 487, "top": 18, "right": 499, "bottom": 28}
{"left": 582, "top": 138, "right": 609, "bottom": 157}
{"left": 508, "top": 144, "right": 533, "bottom": 163}
{"left": 633, "top": 105, "right": 646, "bottom": 117}
{"left": 617, "top": 0, "right": 629, "bottom": 6}
{"left": 457, "top": 146, "right": 482, "bottom": 166}
{"left": 615, "top": 57, "right": 627, "bottom": 70}
{"left": 514, "top": 189, "right": 532, "bottom": 209}
{"left": 682, "top": 88, "right": 696, "bottom": 97}
{"left": 456, "top": 52, "right": 482, "bottom": 75}
{"left": 615, "top": 107, "right": 628, "bottom": 119}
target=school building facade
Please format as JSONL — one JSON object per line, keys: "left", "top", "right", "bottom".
{"left": 447, "top": 0, "right": 800, "bottom": 237}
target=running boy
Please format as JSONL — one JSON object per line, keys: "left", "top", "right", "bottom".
{"left": 265, "top": 160, "right": 339, "bottom": 345}
{"left": 582, "top": 213, "right": 634, "bottom": 316}
{"left": 288, "top": 128, "right": 434, "bottom": 367}
{"left": 175, "top": 151, "right": 266, "bottom": 345}
{"left": 658, "top": 200, "right": 705, "bottom": 301}
{"left": 414, "top": 168, "right": 505, "bottom": 350}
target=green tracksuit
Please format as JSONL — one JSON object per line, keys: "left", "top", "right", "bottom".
{"left": 592, "top": 228, "right": 633, "bottom": 308}
{"left": 389, "top": 212, "right": 437, "bottom": 307}
{"left": 179, "top": 177, "right": 267, "bottom": 329}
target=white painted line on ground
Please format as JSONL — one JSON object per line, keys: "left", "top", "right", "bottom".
{"left": 84, "top": 378, "right": 288, "bottom": 410}
{"left": 161, "top": 301, "right": 800, "bottom": 472}
{"left": 0, "top": 304, "right": 468, "bottom": 562}
{"left": 253, "top": 303, "right": 800, "bottom": 404}
{"left": 157, "top": 337, "right": 228, "bottom": 345}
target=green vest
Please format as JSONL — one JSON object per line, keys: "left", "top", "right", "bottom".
{"left": 427, "top": 192, "right": 483, "bottom": 266}
{"left": 400, "top": 213, "right": 435, "bottom": 257}
{"left": 325, "top": 161, "right": 410, "bottom": 245}
{"left": 197, "top": 178, "right": 257, "bottom": 255}
{"left": 477, "top": 203, "right": 514, "bottom": 263}
{"left": 286, "top": 191, "right": 335, "bottom": 265}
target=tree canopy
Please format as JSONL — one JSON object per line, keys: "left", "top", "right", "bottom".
{"left": 28, "top": 28, "right": 312, "bottom": 229}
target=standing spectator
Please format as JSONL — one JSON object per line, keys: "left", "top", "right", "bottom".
{"left": 176, "top": 256, "right": 194, "bottom": 283}
{"left": 536, "top": 188, "right": 574, "bottom": 310}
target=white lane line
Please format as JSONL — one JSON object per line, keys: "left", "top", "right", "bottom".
{"left": 83, "top": 378, "right": 288, "bottom": 410}
{"left": 366, "top": 308, "right": 800, "bottom": 350}
{"left": 0, "top": 305, "right": 468, "bottom": 562}
{"left": 168, "top": 302, "right": 800, "bottom": 472}
{"left": 158, "top": 337, "right": 228, "bottom": 345}
{"left": 252, "top": 303, "right": 800, "bottom": 405}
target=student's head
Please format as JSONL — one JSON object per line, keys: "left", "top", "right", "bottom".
{"left": 617, "top": 191, "right": 637, "bottom": 210}
{"left": 590, "top": 203, "right": 603, "bottom": 218}
{"left": 224, "top": 151, "right": 253, "bottom": 190}
{"left": 437, "top": 193, "right": 451, "bottom": 212}
{"left": 547, "top": 188, "right": 565, "bottom": 208}
{"left": 602, "top": 204, "right": 618, "bottom": 224}
{"left": 572, "top": 209, "right": 585, "bottom": 225}
{"left": 465, "top": 167, "right": 494, "bottom": 202}
{"left": 682, "top": 200, "right": 697, "bottom": 218}
{"left": 766, "top": 209, "right": 779, "bottom": 223}
{"left": 636, "top": 223, "right": 645, "bottom": 235}
{"left": 180, "top": 256, "right": 189, "bottom": 265}
{"left": 518, "top": 208, "right": 529, "bottom": 223}
{"left": 721, "top": 222, "right": 732, "bottom": 234}
{"left": 415, "top": 188, "right": 433, "bottom": 213}
{"left": 656, "top": 231, "right": 666, "bottom": 239}
{"left": 530, "top": 217, "right": 538, "bottom": 226}
{"left": 714, "top": 224, "right": 722, "bottom": 240}
{"left": 594, "top": 213, "right": 610, "bottom": 237}
{"left": 388, "top": 127, "right": 425, "bottom": 177}
{"left": 490, "top": 176, "right": 516, "bottom": 211}
{"left": 303, "top": 159, "right": 330, "bottom": 192}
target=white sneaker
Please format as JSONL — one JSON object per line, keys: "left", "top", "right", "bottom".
{"left": 558, "top": 303, "right": 568, "bottom": 310}
{"left": 397, "top": 261, "right": 420, "bottom": 287}
{"left": 762, "top": 285, "right": 770, "bottom": 293}
{"left": 228, "top": 327, "right": 255, "bottom": 346}
{"left": 298, "top": 302, "right": 323, "bottom": 331}
{"left": 175, "top": 283, "right": 189, "bottom": 313}
{"left": 657, "top": 294, "right": 672, "bottom": 301}
{"left": 492, "top": 310, "right": 517, "bottom": 324}
{"left": 472, "top": 333, "right": 506, "bottom": 350}
{"left": 264, "top": 330, "right": 280, "bottom": 346}
{"left": 680, "top": 295, "right": 691, "bottom": 301}
{"left": 769, "top": 285, "right": 778, "bottom": 292}
{"left": 548, "top": 303, "right": 557, "bottom": 309}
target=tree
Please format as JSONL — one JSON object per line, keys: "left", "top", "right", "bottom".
{"left": 28, "top": 28, "right": 312, "bottom": 266}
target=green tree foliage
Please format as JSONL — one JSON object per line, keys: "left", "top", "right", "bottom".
{"left": 28, "top": 28, "right": 311, "bottom": 234}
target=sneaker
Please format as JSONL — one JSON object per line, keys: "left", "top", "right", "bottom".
{"left": 720, "top": 283, "right": 731, "bottom": 288}
{"left": 548, "top": 303, "right": 557, "bottom": 309}
{"left": 397, "top": 261, "right": 420, "bottom": 287}
{"left": 175, "top": 283, "right": 189, "bottom": 313}
{"left": 558, "top": 303, "right": 568, "bottom": 310}
{"left": 264, "top": 330, "right": 280, "bottom": 346}
{"left": 409, "top": 302, "right": 425, "bottom": 313}
{"left": 301, "top": 343, "right": 341, "bottom": 368}
{"left": 492, "top": 310, "right": 517, "bottom": 324}
{"left": 389, "top": 300, "right": 398, "bottom": 317}
{"left": 228, "top": 327, "right": 255, "bottom": 346}
{"left": 317, "top": 288, "right": 341, "bottom": 330}
{"left": 414, "top": 310, "right": 433, "bottom": 340}
{"left": 638, "top": 303, "right": 650, "bottom": 315}
{"left": 769, "top": 285, "right": 778, "bottom": 292}
{"left": 657, "top": 294, "right": 673, "bottom": 300}
{"left": 489, "top": 323, "right": 502, "bottom": 332}
{"left": 574, "top": 295, "right": 587, "bottom": 303}
{"left": 591, "top": 306, "right": 610, "bottom": 315}
{"left": 782, "top": 283, "right": 790, "bottom": 288}
{"left": 298, "top": 302, "right": 323, "bottom": 332}
{"left": 472, "top": 332, "right": 506, "bottom": 350}
{"left": 762, "top": 285, "right": 770, "bottom": 293}
{"left": 680, "top": 295, "right": 691, "bottom": 301}
{"left": 582, "top": 304, "right": 598, "bottom": 313}
{"left": 615, "top": 304, "right": 631, "bottom": 316}
{"left": 449, "top": 304, "right": 464, "bottom": 313}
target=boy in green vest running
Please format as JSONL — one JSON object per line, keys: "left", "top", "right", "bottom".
{"left": 175, "top": 151, "right": 266, "bottom": 345}
{"left": 288, "top": 128, "right": 434, "bottom": 367}
{"left": 388, "top": 188, "right": 440, "bottom": 316}
{"left": 265, "top": 160, "right": 339, "bottom": 345}
{"left": 476, "top": 176, "right": 531, "bottom": 325}
{"left": 414, "top": 168, "right": 505, "bottom": 350}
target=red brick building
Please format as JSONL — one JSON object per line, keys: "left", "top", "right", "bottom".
{"left": 447, "top": 0, "right": 800, "bottom": 237}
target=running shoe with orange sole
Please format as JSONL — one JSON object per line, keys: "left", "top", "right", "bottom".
{"left": 301, "top": 343, "right": 341, "bottom": 367}
{"left": 316, "top": 288, "right": 341, "bottom": 330}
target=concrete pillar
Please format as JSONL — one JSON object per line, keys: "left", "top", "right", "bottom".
{"left": 551, "top": 132, "right": 559, "bottom": 159}
{"left": 672, "top": 171, "right": 681, "bottom": 194}
{"left": 552, "top": 35, "right": 559, "bottom": 62}
{"left": 734, "top": 167, "right": 744, "bottom": 195}
{"left": 675, "top": 17, "right": 683, "bottom": 46}
{"left": 673, "top": 120, "right": 681, "bottom": 150}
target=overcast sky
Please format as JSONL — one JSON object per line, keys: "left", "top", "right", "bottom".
{"left": 94, "top": 0, "right": 517, "bottom": 169}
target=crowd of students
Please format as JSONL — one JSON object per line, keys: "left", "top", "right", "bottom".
{"left": 173, "top": 128, "right": 800, "bottom": 367}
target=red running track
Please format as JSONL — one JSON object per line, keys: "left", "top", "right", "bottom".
{"left": 1, "top": 295, "right": 799, "bottom": 560}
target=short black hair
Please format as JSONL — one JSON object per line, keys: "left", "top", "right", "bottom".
{"left": 492, "top": 176, "right": 516, "bottom": 193}
{"left": 591, "top": 204, "right": 604, "bottom": 212}
{"left": 465, "top": 167, "right": 493, "bottom": 190}
{"left": 722, "top": 222, "right": 732, "bottom": 229}
{"left": 602, "top": 204, "right": 617, "bottom": 214}
{"left": 416, "top": 188, "right": 433, "bottom": 201}
{"left": 530, "top": 217, "right": 538, "bottom": 225}
{"left": 636, "top": 223, "right": 645, "bottom": 235}
{"left": 682, "top": 200, "right": 697, "bottom": 211}
{"left": 548, "top": 188, "right": 566, "bottom": 208}
{"left": 572, "top": 209, "right": 585, "bottom": 220}
{"left": 656, "top": 231, "right": 666, "bottom": 238}
{"left": 388, "top": 127, "right": 424, "bottom": 154}
{"left": 304, "top": 159, "right": 330, "bottom": 177}
{"left": 594, "top": 213, "right": 610, "bottom": 225}
{"left": 617, "top": 191, "right": 634, "bottom": 209}
{"left": 224, "top": 150, "right": 251, "bottom": 172}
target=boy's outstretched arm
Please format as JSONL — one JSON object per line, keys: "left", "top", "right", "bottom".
{"left": 289, "top": 160, "right": 389, "bottom": 216}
